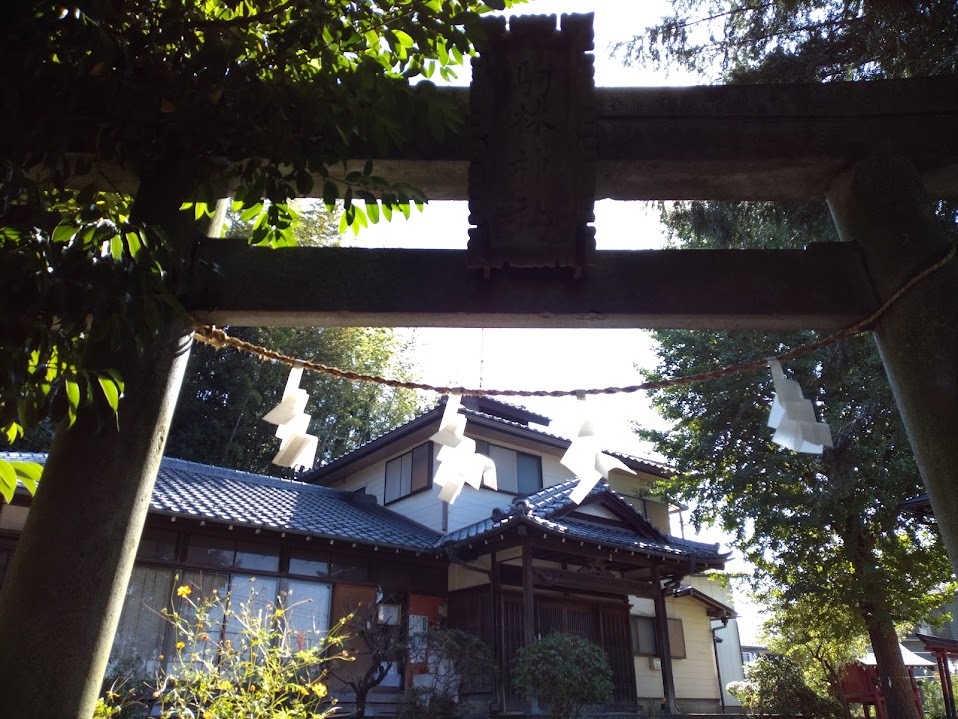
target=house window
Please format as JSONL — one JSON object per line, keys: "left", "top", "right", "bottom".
{"left": 476, "top": 441, "right": 543, "bottom": 497}
{"left": 630, "top": 616, "right": 686, "bottom": 659}
{"left": 385, "top": 443, "right": 433, "bottom": 504}
{"left": 668, "top": 618, "right": 686, "bottom": 659}
{"left": 289, "top": 549, "right": 330, "bottom": 578}
{"left": 108, "top": 532, "right": 332, "bottom": 674}
{"left": 283, "top": 580, "right": 332, "bottom": 652}
{"left": 631, "top": 616, "right": 656, "bottom": 656}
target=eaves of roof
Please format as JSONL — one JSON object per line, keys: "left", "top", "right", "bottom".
{"left": 437, "top": 479, "right": 726, "bottom": 566}
{"left": 1, "top": 452, "right": 442, "bottom": 554}
{"left": 299, "top": 405, "right": 444, "bottom": 485}
{"left": 672, "top": 585, "right": 737, "bottom": 620}
{"left": 304, "top": 404, "right": 672, "bottom": 484}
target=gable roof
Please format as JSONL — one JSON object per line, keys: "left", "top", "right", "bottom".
{"left": 2, "top": 452, "right": 441, "bottom": 553}
{"left": 302, "top": 401, "right": 672, "bottom": 486}
{"left": 439, "top": 478, "right": 726, "bottom": 566}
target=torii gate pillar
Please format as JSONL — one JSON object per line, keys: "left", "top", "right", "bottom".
{"left": 827, "top": 155, "right": 958, "bottom": 571}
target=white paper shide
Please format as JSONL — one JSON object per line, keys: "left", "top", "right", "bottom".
{"left": 766, "top": 358, "right": 832, "bottom": 454}
{"left": 430, "top": 393, "right": 497, "bottom": 504}
{"left": 263, "top": 365, "right": 319, "bottom": 470}
{"left": 560, "top": 395, "right": 636, "bottom": 504}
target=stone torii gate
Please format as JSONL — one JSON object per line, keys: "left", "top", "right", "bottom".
{"left": 0, "top": 13, "right": 956, "bottom": 719}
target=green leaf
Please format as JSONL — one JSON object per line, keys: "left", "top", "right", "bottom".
{"left": 0, "top": 460, "right": 17, "bottom": 503}
{"left": 3, "top": 422, "right": 22, "bottom": 444}
{"left": 65, "top": 378, "right": 80, "bottom": 409}
{"left": 125, "top": 231, "right": 142, "bottom": 257}
{"left": 98, "top": 376, "right": 120, "bottom": 412}
{"left": 51, "top": 223, "right": 77, "bottom": 243}
{"left": 392, "top": 29, "right": 415, "bottom": 47}
{"left": 240, "top": 203, "right": 263, "bottom": 222}
{"left": 110, "top": 235, "right": 123, "bottom": 260}
{"left": 296, "top": 170, "right": 314, "bottom": 196}
{"left": 363, "top": 159, "right": 373, "bottom": 177}
{"left": 12, "top": 462, "right": 42, "bottom": 495}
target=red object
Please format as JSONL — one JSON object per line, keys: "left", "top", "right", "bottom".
{"left": 840, "top": 663, "right": 925, "bottom": 719}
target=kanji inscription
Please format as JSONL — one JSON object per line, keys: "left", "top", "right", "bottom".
{"left": 467, "top": 14, "right": 597, "bottom": 276}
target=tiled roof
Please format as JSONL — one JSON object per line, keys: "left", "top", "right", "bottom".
{"left": 2, "top": 452, "right": 441, "bottom": 553}
{"left": 439, "top": 478, "right": 725, "bottom": 564}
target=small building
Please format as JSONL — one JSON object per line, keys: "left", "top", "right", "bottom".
{"left": 840, "top": 645, "right": 934, "bottom": 719}
{"left": 0, "top": 398, "right": 737, "bottom": 714}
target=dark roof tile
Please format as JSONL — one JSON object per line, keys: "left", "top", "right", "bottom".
{"left": 3, "top": 453, "right": 441, "bottom": 552}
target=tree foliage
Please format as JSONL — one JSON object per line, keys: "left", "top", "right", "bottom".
{"left": 328, "top": 599, "right": 408, "bottom": 719}
{"left": 760, "top": 591, "right": 868, "bottom": 710}
{"left": 641, "top": 200, "right": 955, "bottom": 717}
{"left": 167, "top": 325, "right": 420, "bottom": 475}
{"left": 0, "top": 0, "right": 517, "bottom": 475}
{"left": 616, "top": 0, "right": 958, "bottom": 83}
{"left": 620, "top": 4, "right": 958, "bottom": 717}
{"left": 727, "top": 653, "right": 841, "bottom": 719}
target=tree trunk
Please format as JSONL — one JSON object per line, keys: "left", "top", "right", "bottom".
{"left": 353, "top": 687, "right": 368, "bottom": 719}
{"left": 866, "top": 614, "right": 921, "bottom": 719}
{"left": 0, "top": 165, "right": 203, "bottom": 719}
{"left": 0, "top": 323, "right": 193, "bottom": 719}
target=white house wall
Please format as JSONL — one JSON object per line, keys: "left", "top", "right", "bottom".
{"left": 666, "top": 595, "right": 721, "bottom": 702}
{"left": 448, "top": 555, "right": 491, "bottom": 592}
{"left": 328, "top": 436, "right": 676, "bottom": 538}
{"left": 630, "top": 596, "right": 721, "bottom": 704}
{"left": 687, "top": 574, "right": 744, "bottom": 707}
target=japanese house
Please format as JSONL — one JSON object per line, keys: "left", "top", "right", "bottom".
{"left": 0, "top": 397, "right": 735, "bottom": 714}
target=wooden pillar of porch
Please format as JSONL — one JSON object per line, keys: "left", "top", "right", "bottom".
{"left": 652, "top": 567, "right": 678, "bottom": 713}
{"left": 0, "top": 171, "right": 201, "bottom": 719}
{"left": 826, "top": 155, "right": 958, "bottom": 575}
{"left": 521, "top": 532, "right": 540, "bottom": 714}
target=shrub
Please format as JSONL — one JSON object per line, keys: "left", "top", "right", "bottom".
{"left": 97, "top": 580, "right": 346, "bottom": 719}
{"left": 427, "top": 628, "right": 499, "bottom": 698}
{"left": 730, "top": 653, "right": 841, "bottom": 719}
{"left": 919, "top": 676, "right": 948, "bottom": 719}
{"left": 512, "top": 633, "right": 613, "bottom": 719}
{"left": 396, "top": 686, "right": 457, "bottom": 719}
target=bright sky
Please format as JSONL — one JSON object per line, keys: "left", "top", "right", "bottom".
{"left": 352, "top": 0, "right": 766, "bottom": 643}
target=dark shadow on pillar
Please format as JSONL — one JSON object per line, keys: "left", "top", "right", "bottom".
{"left": 827, "top": 155, "right": 958, "bottom": 575}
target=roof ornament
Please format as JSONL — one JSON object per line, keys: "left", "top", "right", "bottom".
{"left": 430, "top": 392, "right": 497, "bottom": 504}
{"left": 766, "top": 358, "right": 833, "bottom": 454}
{"left": 263, "top": 363, "right": 319, "bottom": 470}
{"left": 561, "top": 394, "right": 636, "bottom": 504}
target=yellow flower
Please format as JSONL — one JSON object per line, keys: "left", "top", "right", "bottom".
{"left": 176, "top": 585, "right": 192, "bottom": 598}
{"left": 311, "top": 683, "right": 328, "bottom": 698}
{"left": 216, "top": 680, "right": 232, "bottom": 691}
{"left": 176, "top": 641, "right": 186, "bottom": 650}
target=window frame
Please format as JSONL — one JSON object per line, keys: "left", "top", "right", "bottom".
{"left": 475, "top": 440, "right": 543, "bottom": 498}
{"left": 384, "top": 442, "right": 434, "bottom": 505}
{"left": 629, "top": 615, "right": 686, "bottom": 659}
